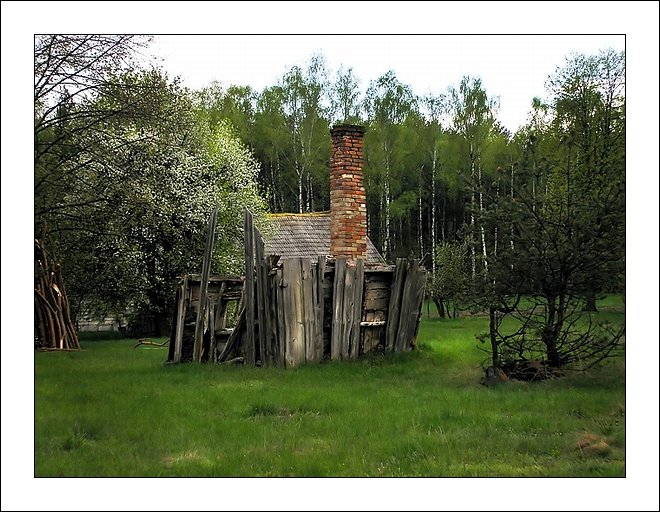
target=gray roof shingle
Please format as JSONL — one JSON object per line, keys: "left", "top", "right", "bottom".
{"left": 264, "top": 213, "right": 385, "bottom": 265}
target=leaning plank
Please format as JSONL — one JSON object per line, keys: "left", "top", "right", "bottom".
{"left": 385, "top": 259, "right": 407, "bottom": 352}
{"left": 331, "top": 258, "right": 347, "bottom": 360}
{"left": 395, "top": 260, "right": 424, "bottom": 352}
{"left": 193, "top": 209, "right": 218, "bottom": 362}
{"left": 410, "top": 269, "right": 428, "bottom": 347}
{"left": 243, "top": 208, "right": 256, "bottom": 366}
{"left": 218, "top": 307, "right": 246, "bottom": 363}
{"left": 173, "top": 276, "right": 189, "bottom": 363}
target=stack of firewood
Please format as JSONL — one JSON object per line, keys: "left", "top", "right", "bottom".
{"left": 34, "top": 237, "right": 79, "bottom": 350}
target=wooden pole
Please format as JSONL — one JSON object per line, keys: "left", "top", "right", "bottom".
{"left": 193, "top": 210, "right": 218, "bottom": 363}
{"left": 243, "top": 208, "right": 256, "bottom": 366}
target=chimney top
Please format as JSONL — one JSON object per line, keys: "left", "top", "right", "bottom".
{"left": 331, "top": 124, "right": 366, "bottom": 134}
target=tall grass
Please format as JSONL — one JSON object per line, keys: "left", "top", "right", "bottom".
{"left": 35, "top": 296, "right": 625, "bottom": 476}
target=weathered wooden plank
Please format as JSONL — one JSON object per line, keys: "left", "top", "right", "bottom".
{"left": 315, "top": 256, "right": 326, "bottom": 362}
{"left": 331, "top": 258, "right": 347, "bottom": 360}
{"left": 394, "top": 261, "right": 427, "bottom": 353}
{"left": 275, "top": 267, "right": 286, "bottom": 367}
{"left": 385, "top": 259, "right": 407, "bottom": 352}
{"left": 395, "top": 260, "right": 418, "bottom": 352}
{"left": 349, "top": 259, "right": 364, "bottom": 359}
{"left": 363, "top": 287, "right": 392, "bottom": 300}
{"left": 341, "top": 260, "right": 355, "bottom": 359}
{"left": 410, "top": 269, "right": 428, "bottom": 347}
{"left": 286, "top": 258, "right": 306, "bottom": 367}
{"left": 363, "top": 278, "right": 393, "bottom": 288}
{"left": 267, "top": 256, "right": 280, "bottom": 366}
{"left": 243, "top": 208, "right": 256, "bottom": 366}
{"left": 302, "top": 258, "right": 316, "bottom": 363}
{"left": 218, "top": 307, "right": 245, "bottom": 362}
{"left": 170, "top": 279, "right": 184, "bottom": 362}
{"left": 364, "top": 265, "right": 396, "bottom": 273}
{"left": 208, "top": 282, "right": 225, "bottom": 363}
{"left": 363, "top": 296, "right": 391, "bottom": 311}
{"left": 214, "top": 295, "right": 228, "bottom": 333}
{"left": 193, "top": 210, "right": 218, "bottom": 362}
{"left": 254, "top": 224, "right": 267, "bottom": 366}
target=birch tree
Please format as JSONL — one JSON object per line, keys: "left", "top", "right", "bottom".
{"left": 448, "top": 77, "right": 498, "bottom": 283}
{"left": 363, "top": 71, "right": 416, "bottom": 259}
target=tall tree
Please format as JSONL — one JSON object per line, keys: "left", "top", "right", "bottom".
{"left": 35, "top": 35, "right": 151, "bottom": 348}
{"left": 448, "top": 77, "right": 498, "bottom": 283}
{"left": 363, "top": 71, "right": 417, "bottom": 259}
{"left": 546, "top": 49, "right": 626, "bottom": 310}
{"left": 280, "top": 54, "right": 331, "bottom": 212}
{"left": 330, "top": 65, "right": 362, "bottom": 124}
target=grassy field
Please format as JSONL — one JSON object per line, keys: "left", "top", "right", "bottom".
{"left": 34, "top": 296, "right": 625, "bottom": 477}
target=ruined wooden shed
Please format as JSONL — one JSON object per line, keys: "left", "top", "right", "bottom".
{"left": 168, "top": 125, "right": 427, "bottom": 367}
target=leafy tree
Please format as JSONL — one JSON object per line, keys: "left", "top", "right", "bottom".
{"left": 36, "top": 37, "right": 267, "bottom": 337}
{"left": 330, "top": 65, "right": 362, "bottom": 124}
{"left": 363, "top": 71, "right": 417, "bottom": 259}
{"left": 467, "top": 51, "right": 625, "bottom": 377}
{"left": 448, "top": 76, "right": 498, "bottom": 282}
{"left": 252, "top": 85, "right": 291, "bottom": 212}
{"left": 546, "top": 49, "right": 626, "bottom": 310}
{"left": 279, "top": 54, "right": 332, "bottom": 212}
{"left": 428, "top": 242, "right": 469, "bottom": 318}
{"left": 35, "top": 35, "right": 151, "bottom": 347}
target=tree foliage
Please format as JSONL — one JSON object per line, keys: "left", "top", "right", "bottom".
{"left": 35, "top": 36, "right": 267, "bottom": 336}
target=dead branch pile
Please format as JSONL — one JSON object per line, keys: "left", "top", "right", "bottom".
{"left": 34, "top": 237, "right": 79, "bottom": 350}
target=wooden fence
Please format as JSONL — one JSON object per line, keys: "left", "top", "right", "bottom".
{"left": 168, "top": 210, "right": 427, "bottom": 367}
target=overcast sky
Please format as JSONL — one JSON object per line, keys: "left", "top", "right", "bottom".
{"left": 148, "top": 34, "right": 624, "bottom": 133}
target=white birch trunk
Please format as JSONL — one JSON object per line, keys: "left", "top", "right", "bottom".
{"left": 431, "top": 146, "right": 437, "bottom": 273}
{"left": 418, "top": 176, "right": 423, "bottom": 256}
{"left": 478, "top": 165, "right": 488, "bottom": 278}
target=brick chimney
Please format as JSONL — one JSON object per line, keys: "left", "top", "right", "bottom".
{"left": 330, "top": 124, "right": 367, "bottom": 260}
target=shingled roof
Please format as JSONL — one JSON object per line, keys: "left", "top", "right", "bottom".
{"left": 264, "top": 212, "right": 385, "bottom": 265}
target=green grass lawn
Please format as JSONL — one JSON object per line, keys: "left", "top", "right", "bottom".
{"left": 34, "top": 297, "right": 625, "bottom": 477}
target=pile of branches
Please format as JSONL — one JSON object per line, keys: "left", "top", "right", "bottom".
{"left": 35, "top": 237, "right": 79, "bottom": 350}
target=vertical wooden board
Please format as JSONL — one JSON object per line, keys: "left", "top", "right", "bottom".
{"left": 302, "top": 258, "right": 316, "bottom": 363}
{"left": 282, "top": 260, "right": 294, "bottom": 367}
{"left": 386, "top": 259, "right": 407, "bottom": 352}
{"left": 340, "top": 260, "right": 354, "bottom": 359}
{"left": 315, "top": 256, "right": 326, "bottom": 362}
{"left": 254, "top": 225, "right": 267, "bottom": 366}
{"left": 291, "top": 258, "right": 306, "bottom": 366}
{"left": 194, "top": 210, "right": 218, "bottom": 362}
{"left": 410, "top": 270, "right": 428, "bottom": 347}
{"left": 275, "top": 267, "right": 286, "bottom": 367}
{"left": 207, "top": 299, "right": 216, "bottom": 362}
{"left": 243, "top": 208, "right": 256, "bottom": 366}
{"left": 208, "top": 283, "right": 226, "bottom": 363}
{"left": 168, "top": 286, "right": 180, "bottom": 362}
{"left": 331, "top": 258, "right": 346, "bottom": 360}
{"left": 349, "top": 259, "right": 364, "bottom": 359}
{"left": 265, "top": 257, "right": 278, "bottom": 367}
{"left": 341, "top": 266, "right": 356, "bottom": 359}
{"left": 311, "top": 263, "right": 318, "bottom": 361}
{"left": 173, "top": 276, "right": 188, "bottom": 363}
{"left": 395, "top": 260, "right": 419, "bottom": 352}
